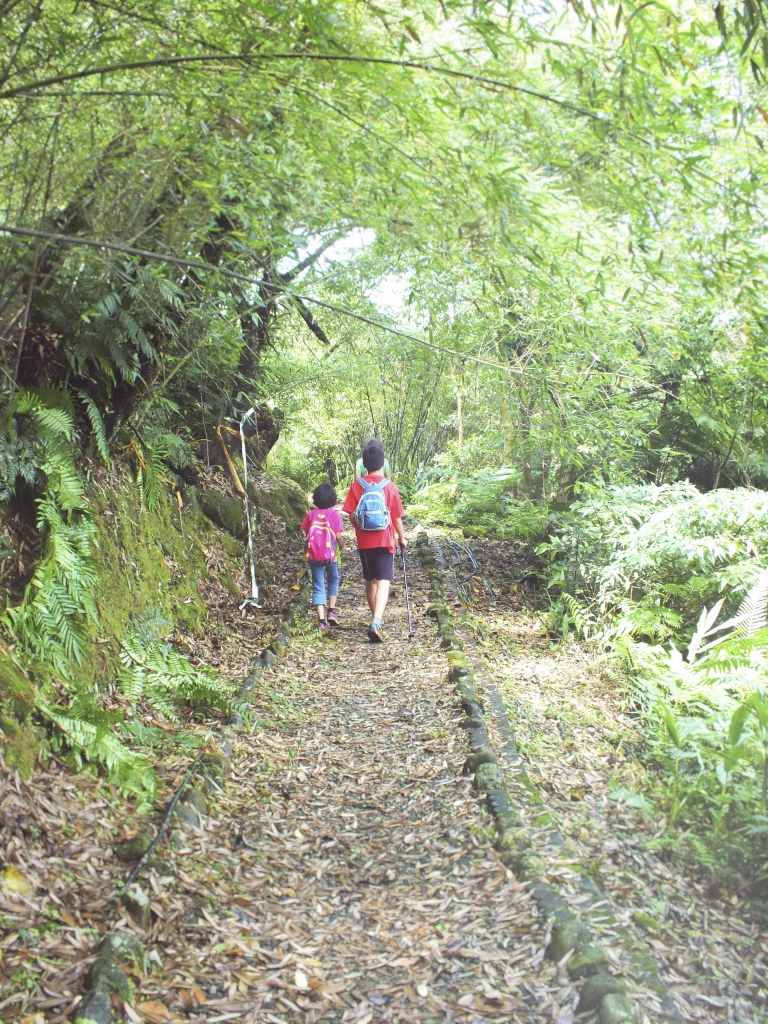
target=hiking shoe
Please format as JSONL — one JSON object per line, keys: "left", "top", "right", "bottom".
{"left": 318, "top": 620, "right": 329, "bottom": 632}
{"left": 367, "top": 622, "right": 384, "bottom": 643}
{"left": 327, "top": 609, "right": 340, "bottom": 627}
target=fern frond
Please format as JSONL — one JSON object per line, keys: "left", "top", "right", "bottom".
{"left": 77, "top": 391, "right": 110, "bottom": 462}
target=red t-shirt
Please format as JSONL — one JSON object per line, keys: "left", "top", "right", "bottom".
{"left": 342, "top": 474, "right": 404, "bottom": 552}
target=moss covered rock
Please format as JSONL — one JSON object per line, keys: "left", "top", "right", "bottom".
{"left": 0, "top": 652, "right": 35, "bottom": 720}
{"left": 0, "top": 714, "right": 40, "bottom": 778}
{"left": 199, "top": 489, "right": 245, "bottom": 537}
{"left": 247, "top": 473, "right": 307, "bottom": 531}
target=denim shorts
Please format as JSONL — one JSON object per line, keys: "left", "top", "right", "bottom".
{"left": 358, "top": 547, "right": 394, "bottom": 582}
{"left": 309, "top": 560, "right": 339, "bottom": 605}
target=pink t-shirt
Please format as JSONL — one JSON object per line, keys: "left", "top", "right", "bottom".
{"left": 301, "top": 508, "right": 344, "bottom": 561}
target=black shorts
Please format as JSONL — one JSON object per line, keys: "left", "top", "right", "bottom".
{"left": 358, "top": 547, "right": 394, "bottom": 582}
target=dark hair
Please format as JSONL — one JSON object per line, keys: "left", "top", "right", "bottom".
{"left": 312, "top": 483, "right": 337, "bottom": 509}
{"left": 363, "top": 445, "right": 385, "bottom": 471}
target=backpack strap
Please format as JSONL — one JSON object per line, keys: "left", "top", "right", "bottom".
{"left": 358, "top": 477, "right": 387, "bottom": 493}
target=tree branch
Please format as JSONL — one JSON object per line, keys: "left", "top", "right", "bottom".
{"left": 291, "top": 296, "right": 330, "bottom": 344}
{"left": 0, "top": 49, "right": 609, "bottom": 125}
{"left": 279, "top": 234, "right": 342, "bottom": 284}
{"left": 0, "top": 224, "right": 533, "bottom": 375}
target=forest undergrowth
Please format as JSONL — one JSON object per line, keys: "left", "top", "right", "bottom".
{"left": 435, "top": 534, "right": 768, "bottom": 1021}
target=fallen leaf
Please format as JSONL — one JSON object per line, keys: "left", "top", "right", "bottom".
{"left": 1, "top": 867, "right": 34, "bottom": 896}
{"left": 136, "top": 999, "right": 174, "bottom": 1023}
{"left": 294, "top": 968, "right": 309, "bottom": 991}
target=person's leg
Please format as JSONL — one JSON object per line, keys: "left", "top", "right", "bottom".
{"left": 367, "top": 550, "right": 394, "bottom": 642}
{"left": 373, "top": 579, "right": 390, "bottom": 620}
{"left": 311, "top": 563, "right": 328, "bottom": 623}
{"left": 365, "top": 578, "right": 377, "bottom": 615}
{"left": 326, "top": 562, "right": 340, "bottom": 624}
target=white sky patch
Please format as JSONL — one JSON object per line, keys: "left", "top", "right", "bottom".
{"left": 280, "top": 227, "right": 421, "bottom": 323}
{"left": 366, "top": 272, "right": 412, "bottom": 317}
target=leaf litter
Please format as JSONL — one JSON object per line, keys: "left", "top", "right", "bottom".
{"left": 448, "top": 535, "right": 768, "bottom": 1024}
{"left": 1, "top": 537, "right": 565, "bottom": 1023}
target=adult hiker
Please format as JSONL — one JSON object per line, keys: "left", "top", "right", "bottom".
{"left": 342, "top": 439, "right": 407, "bottom": 643}
{"left": 354, "top": 436, "right": 392, "bottom": 481}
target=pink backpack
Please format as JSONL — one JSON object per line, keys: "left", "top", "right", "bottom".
{"left": 305, "top": 511, "right": 336, "bottom": 562}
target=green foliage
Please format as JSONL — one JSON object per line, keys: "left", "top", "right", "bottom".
{"left": 1, "top": 388, "right": 97, "bottom": 675}
{"left": 410, "top": 468, "right": 551, "bottom": 542}
{"left": 618, "top": 572, "right": 768, "bottom": 866}
{"left": 120, "top": 613, "right": 235, "bottom": 722}
{"left": 540, "top": 483, "right": 768, "bottom": 641}
{"left": 38, "top": 695, "right": 155, "bottom": 804}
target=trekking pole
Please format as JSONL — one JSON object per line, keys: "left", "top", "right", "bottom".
{"left": 400, "top": 544, "right": 414, "bottom": 640}
{"left": 238, "top": 407, "right": 262, "bottom": 615}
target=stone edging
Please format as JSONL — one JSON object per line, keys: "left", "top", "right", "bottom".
{"left": 414, "top": 532, "right": 683, "bottom": 1024}
{"left": 75, "top": 575, "right": 312, "bottom": 1024}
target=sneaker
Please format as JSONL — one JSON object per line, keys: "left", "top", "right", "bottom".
{"left": 327, "top": 609, "right": 339, "bottom": 627}
{"left": 318, "top": 620, "right": 329, "bottom": 632}
{"left": 367, "top": 622, "right": 384, "bottom": 643}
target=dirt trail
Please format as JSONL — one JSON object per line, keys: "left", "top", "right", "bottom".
{"left": 128, "top": 556, "right": 568, "bottom": 1023}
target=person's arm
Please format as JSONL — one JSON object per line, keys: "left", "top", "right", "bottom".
{"left": 393, "top": 516, "right": 407, "bottom": 548}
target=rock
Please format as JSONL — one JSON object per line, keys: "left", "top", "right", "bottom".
{"left": 486, "top": 788, "right": 519, "bottom": 822}
{"left": 547, "top": 919, "right": 592, "bottom": 962}
{"left": 468, "top": 727, "right": 490, "bottom": 749}
{"left": 86, "top": 955, "right": 133, "bottom": 1001}
{"left": 246, "top": 473, "right": 307, "bottom": 531}
{"left": 577, "top": 973, "right": 626, "bottom": 1013}
{"left": 75, "top": 986, "right": 111, "bottom": 1024}
{"left": 227, "top": 711, "right": 244, "bottom": 728}
{"left": 101, "top": 932, "right": 142, "bottom": 964}
{"left": 599, "top": 992, "right": 637, "bottom": 1024}
{"left": 218, "top": 738, "right": 234, "bottom": 758}
{"left": 426, "top": 602, "right": 450, "bottom": 619}
{"left": 270, "top": 640, "right": 287, "bottom": 658}
{"left": 509, "top": 849, "right": 545, "bottom": 880}
{"left": 462, "top": 746, "right": 499, "bottom": 775}
{"left": 474, "top": 763, "right": 504, "bottom": 791}
{"left": 568, "top": 943, "right": 611, "bottom": 979}
{"left": 113, "top": 832, "right": 153, "bottom": 863}
{"left": 200, "top": 751, "right": 231, "bottom": 779}
{"left": 0, "top": 713, "right": 40, "bottom": 779}
{"left": 457, "top": 683, "right": 483, "bottom": 711}
{"left": 123, "top": 887, "right": 152, "bottom": 928}
{"left": 261, "top": 649, "right": 276, "bottom": 668}
{"left": 182, "top": 786, "right": 208, "bottom": 815}
{"left": 198, "top": 489, "right": 244, "bottom": 537}
{"left": 448, "top": 662, "right": 471, "bottom": 682}
{"left": 246, "top": 663, "right": 263, "bottom": 684}
{"left": 440, "top": 634, "right": 463, "bottom": 650}
{"left": 495, "top": 825, "right": 530, "bottom": 855}
{"left": 173, "top": 803, "right": 203, "bottom": 829}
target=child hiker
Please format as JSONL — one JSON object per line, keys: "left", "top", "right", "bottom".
{"left": 342, "top": 439, "right": 407, "bottom": 643}
{"left": 301, "top": 483, "right": 344, "bottom": 632}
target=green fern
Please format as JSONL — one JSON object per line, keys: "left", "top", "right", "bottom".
{"left": 2, "top": 388, "right": 98, "bottom": 676}
{"left": 77, "top": 390, "right": 110, "bottom": 462}
{"left": 120, "top": 614, "right": 234, "bottom": 721}
{"left": 38, "top": 697, "right": 155, "bottom": 804}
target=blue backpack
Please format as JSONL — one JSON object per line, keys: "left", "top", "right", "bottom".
{"left": 353, "top": 477, "right": 391, "bottom": 531}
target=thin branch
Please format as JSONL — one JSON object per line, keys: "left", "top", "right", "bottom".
{"left": 291, "top": 296, "right": 331, "bottom": 344}
{"left": 0, "top": 223, "right": 532, "bottom": 375}
{"left": 0, "top": 50, "right": 609, "bottom": 125}
{"left": 279, "top": 234, "right": 343, "bottom": 284}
